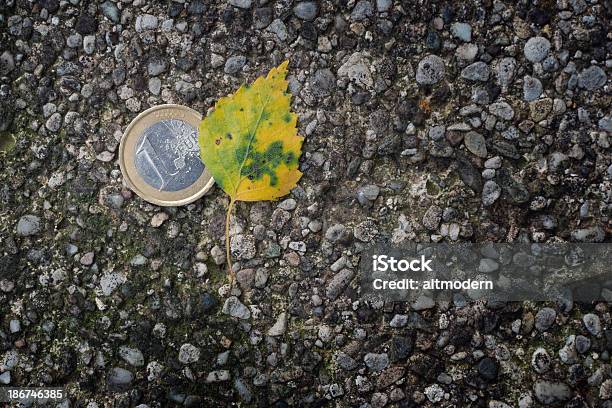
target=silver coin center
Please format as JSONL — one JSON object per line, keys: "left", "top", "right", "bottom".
{"left": 134, "top": 119, "right": 204, "bottom": 192}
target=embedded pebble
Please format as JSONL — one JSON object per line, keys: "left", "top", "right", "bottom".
{"left": 16, "top": 215, "right": 41, "bottom": 236}
{"left": 416, "top": 55, "right": 445, "bottom": 85}
{"left": 523, "top": 76, "right": 542, "bottom": 101}
{"left": 524, "top": 37, "right": 551, "bottom": 63}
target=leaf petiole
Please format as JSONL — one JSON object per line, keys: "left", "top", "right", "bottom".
{"left": 225, "top": 196, "right": 236, "bottom": 281}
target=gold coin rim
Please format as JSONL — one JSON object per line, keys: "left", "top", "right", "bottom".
{"left": 119, "top": 104, "right": 214, "bottom": 207}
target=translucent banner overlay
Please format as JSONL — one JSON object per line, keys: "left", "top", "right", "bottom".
{"left": 359, "top": 243, "right": 612, "bottom": 302}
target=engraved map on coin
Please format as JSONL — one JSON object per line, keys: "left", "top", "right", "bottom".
{"left": 134, "top": 119, "right": 204, "bottom": 192}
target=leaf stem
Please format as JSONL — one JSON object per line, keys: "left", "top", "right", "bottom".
{"left": 225, "top": 197, "right": 236, "bottom": 282}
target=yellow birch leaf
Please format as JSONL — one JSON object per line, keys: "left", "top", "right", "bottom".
{"left": 198, "top": 60, "right": 303, "bottom": 202}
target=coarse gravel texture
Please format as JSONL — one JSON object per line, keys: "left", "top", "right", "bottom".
{"left": 0, "top": 0, "right": 611, "bottom": 407}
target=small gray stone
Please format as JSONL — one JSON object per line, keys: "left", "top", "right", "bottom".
{"left": 100, "top": 1, "right": 120, "bottom": 23}
{"left": 578, "top": 66, "right": 607, "bottom": 90}
{"left": 598, "top": 116, "right": 612, "bottom": 132}
{"left": 456, "top": 43, "right": 478, "bottom": 61}
{"left": 230, "top": 234, "right": 256, "bottom": 260}
{"left": 0, "top": 371, "right": 10, "bottom": 385}
{"left": 376, "top": 0, "right": 392, "bottom": 12}
{"left": 529, "top": 98, "right": 553, "bottom": 122}
{"left": 255, "top": 268, "right": 268, "bottom": 288}
{"left": 571, "top": 225, "right": 605, "bottom": 242}
{"left": 119, "top": 346, "right": 145, "bottom": 367}
{"left": 335, "top": 352, "right": 357, "bottom": 370}
{"left": 523, "top": 75, "right": 542, "bottom": 101}
{"left": 534, "top": 380, "right": 571, "bottom": 405}
{"left": 229, "top": 0, "right": 252, "bottom": 9}
{"left": 210, "top": 53, "right": 225, "bottom": 69}
{"left": 267, "top": 312, "right": 288, "bottom": 336}
{"left": 461, "top": 62, "right": 490, "bottom": 81}
{"left": 429, "top": 125, "right": 445, "bottom": 140}
{"left": 389, "top": 314, "right": 408, "bottom": 327}
{"left": 422, "top": 205, "right": 442, "bottom": 230}
{"left": 66, "top": 33, "right": 82, "bottom": 48}
{"left": 559, "top": 336, "right": 579, "bottom": 365}
{"left": 2, "top": 350, "right": 19, "bottom": 370}
{"left": 351, "top": 0, "right": 374, "bottom": 21}
{"left": 9, "top": 320, "right": 20, "bottom": 333}
{"left": 224, "top": 55, "right": 246, "bottom": 75}
{"left": 494, "top": 57, "right": 516, "bottom": 87}
{"left": 364, "top": 353, "right": 389, "bottom": 372}
{"left": 450, "top": 22, "right": 472, "bottom": 42}
{"left": 325, "top": 224, "right": 350, "bottom": 242}
{"left": 575, "top": 335, "right": 590, "bottom": 353}
{"left": 484, "top": 156, "right": 501, "bottom": 169}
{"left": 464, "top": 131, "right": 487, "bottom": 158}
{"left": 310, "top": 68, "right": 336, "bottom": 97}
{"left": 136, "top": 14, "right": 158, "bottom": 32}
{"left": 425, "top": 384, "right": 445, "bottom": 403}
{"left": 147, "top": 58, "right": 167, "bottom": 76}
{"left": 416, "top": 55, "right": 445, "bottom": 85}
{"left": 80, "top": 251, "right": 95, "bottom": 266}
{"left": 130, "top": 254, "right": 147, "bottom": 266}
{"left": 83, "top": 35, "right": 95, "bottom": 54}
{"left": 531, "top": 347, "right": 551, "bottom": 373}
{"left": 17, "top": 215, "right": 41, "bottom": 236}
{"left": 338, "top": 52, "right": 373, "bottom": 88}
{"left": 108, "top": 367, "right": 133, "bottom": 386}
{"left": 45, "top": 112, "right": 62, "bottom": 132}
{"left": 481, "top": 180, "right": 501, "bottom": 206}
{"left": 234, "top": 378, "right": 253, "bottom": 403}
{"left": 149, "top": 77, "right": 161, "bottom": 95}
{"left": 569, "top": 0, "right": 587, "bottom": 13}
{"left": 318, "top": 325, "right": 333, "bottom": 342}
{"left": 535, "top": 307, "right": 556, "bottom": 331}
{"left": 65, "top": 244, "right": 78, "bottom": 256}
{"left": 267, "top": 19, "right": 288, "bottom": 41}
{"left": 206, "top": 370, "right": 230, "bottom": 382}
{"left": 100, "top": 271, "right": 126, "bottom": 296}
{"left": 583, "top": 313, "right": 601, "bottom": 336}
{"left": 253, "top": 7, "right": 273, "bottom": 29}
{"left": 357, "top": 185, "right": 380, "bottom": 206}
{"left": 293, "top": 2, "right": 318, "bottom": 20}
{"left": 222, "top": 296, "right": 251, "bottom": 319}
{"left": 210, "top": 245, "right": 225, "bottom": 265}
{"left": 600, "top": 379, "right": 612, "bottom": 400}
{"left": 326, "top": 268, "right": 355, "bottom": 300}
{"left": 0, "top": 51, "right": 15, "bottom": 75}
{"left": 178, "top": 343, "right": 201, "bottom": 364}
{"left": 524, "top": 37, "right": 551, "bottom": 63}
{"left": 278, "top": 198, "right": 297, "bottom": 211}
{"left": 488, "top": 102, "right": 514, "bottom": 120}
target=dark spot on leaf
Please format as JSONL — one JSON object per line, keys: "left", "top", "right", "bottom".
{"left": 240, "top": 141, "right": 295, "bottom": 187}
{"left": 285, "top": 152, "right": 296, "bottom": 164}
{"left": 215, "top": 139, "right": 221, "bottom": 145}
{"left": 282, "top": 113, "right": 292, "bottom": 123}
{"left": 226, "top": 133, "right": 233, "bottom": 140}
